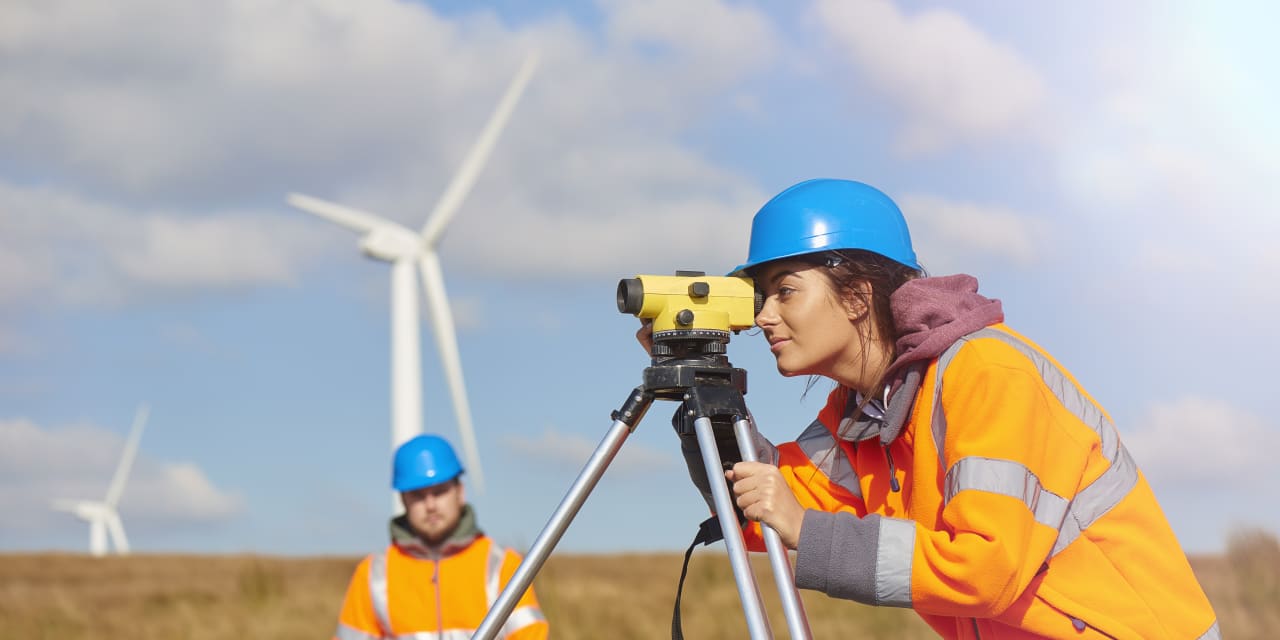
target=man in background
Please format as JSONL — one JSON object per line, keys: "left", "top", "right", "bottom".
{"left": 334, "top": 434, "right": 547, "bottom": 640}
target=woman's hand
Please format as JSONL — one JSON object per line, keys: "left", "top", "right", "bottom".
{"left": 727, "top": 461, "right": 805, "bottom": 549}
{"left": 636, "top": 319, "right": 654, "bottom": 356}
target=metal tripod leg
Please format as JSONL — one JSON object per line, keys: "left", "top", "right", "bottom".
{"left": 683, "top": 384, "right": 812, "bottom": 639}
{"left": 472, "top": 386, "right": 654, "bottom": 640}
{"left": 692, "top": 416, "right": 774, "bottom": 639}
{"left": 733, "top": 417, "right": 812, "bottom": 640}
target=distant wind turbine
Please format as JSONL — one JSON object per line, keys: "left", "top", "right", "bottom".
{"left": 288, "top": 53, "right": 538, "bottom": 501}
{"left": 52, "top": 403, "right": 149, "bottom": 557}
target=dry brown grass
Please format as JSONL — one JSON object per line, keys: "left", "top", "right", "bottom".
{"left": 2, "top": 534, "right": 1277, "bottom": 639}
{"left": 1187, "top": 527, "right": 1280, "bottom": 640}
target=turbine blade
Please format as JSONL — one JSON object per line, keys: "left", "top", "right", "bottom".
{"left": 51, "top": 499, "right": 82, "bottom": 513}
{"left": 420, "top": 51, "right": 539, "bottom": 246}
{"left": 106, "top": 510, "right": 130, "bottom": 555}
{"left": 105, "top": 403, "right": 149, "bottom": 507}
{"left": 287, "top": 193, "right": 389, "bottom": 234}
{"left": 417, "top": 253, "right": 485, "bottom": 495}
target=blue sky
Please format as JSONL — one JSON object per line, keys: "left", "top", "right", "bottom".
{"left": 2, "top": 0, "right": 1277, "bottom": 557}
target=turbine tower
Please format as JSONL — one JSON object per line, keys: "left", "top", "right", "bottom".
{"left": 288, "top": 53, "right": 538, "bottom": 501}
{"left": 52, "top": 403, "right": 149, "bottom": 557}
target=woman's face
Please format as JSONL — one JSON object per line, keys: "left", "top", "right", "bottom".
{"left": 753, "top": 259, "right": 866, "bottom": 381}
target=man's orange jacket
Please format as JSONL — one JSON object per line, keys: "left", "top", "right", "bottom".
{"left": 745, "top": 324, "right": 1219, "bottom": 639}
{"left": 335, "top": 507, "right": 546, "bottom": 640}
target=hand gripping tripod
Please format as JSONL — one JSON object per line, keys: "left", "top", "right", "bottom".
{"left": 473, "top": 321, "right": 813, "bottom": 640}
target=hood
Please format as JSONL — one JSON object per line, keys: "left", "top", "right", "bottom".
{"left": 389, "top": 503, "right": 484, "bottom": 559}
{"left": 839, "top": 274, "right": 1004, "bottom": 445}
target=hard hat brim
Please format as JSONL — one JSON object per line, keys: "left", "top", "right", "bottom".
{"left": 394, "top": 470, "right": 463, "bottom": 493}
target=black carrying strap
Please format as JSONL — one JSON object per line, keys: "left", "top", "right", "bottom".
{"left": 672, "top": 516, "right": 726, "bottom": 640}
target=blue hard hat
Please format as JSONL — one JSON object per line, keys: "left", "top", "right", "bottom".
{"left": 393, "top": 434, "right": 464, "bottom": 492}
{"left": 730, "top": 178, "right": 921, "bottom": 275}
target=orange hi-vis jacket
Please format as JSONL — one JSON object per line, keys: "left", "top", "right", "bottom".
{"left": 335, "top": 508, "right": 546, "bottom": 640}
{"left": 746, "top": 324, "right": 1219, "bottom": 639}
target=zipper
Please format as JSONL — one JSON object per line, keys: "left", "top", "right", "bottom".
{"left": 970, "top": 618, "right": 981, "bottom": 639}
{"left": 884, "top": 445, "right": 901, "bottom": 492}
{"left": 431, "top": 554, "right": 444, "bottom": 637}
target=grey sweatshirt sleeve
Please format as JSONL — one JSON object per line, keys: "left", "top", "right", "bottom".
{"left": 794, "top": 510, "right": 880, "bottom": 603}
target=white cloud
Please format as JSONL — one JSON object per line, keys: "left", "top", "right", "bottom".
{"left": 447, "top": 178, "right": 758, "bottom": 279}
{"left": 605, "top": 0, "right": 777, "bottom": 85}
{"left": 0, "top": 0, "right": 461, "bottom": 197}
{"left": 0, "top": 0, "right": 776, "bottom": 292}
{"left": 500, "top": 426, "right": 675, "bottom": 475}
{"left": 899, "top": 194, "right": 1045, "bottom": 274}
{"left": 0, "top": 181, "right": 335, "bottom": 307}
{"left": 810, "top": 0, "right": 1047, "bottom": 154}
{"left": 0, "top": 417, "right": 243, "bottom": 535}
{"left": 1052, "top": 9, "right": 1280, "bottom": 312}
{"left": 1122, "top": 397, "right": 1280, "bottom": 490}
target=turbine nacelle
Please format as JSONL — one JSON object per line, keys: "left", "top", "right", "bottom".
{"left": 360, "top": 224, "right": 428, "bottom": 263}
{"left": 52, "top": 499, "right": 110, "bottom": 521}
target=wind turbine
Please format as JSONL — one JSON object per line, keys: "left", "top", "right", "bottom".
{"left": 52, "top": 403, "right": 149, "bottom": 557}
{"left": 288, "top": 53, "right": 538, "bottom": 501}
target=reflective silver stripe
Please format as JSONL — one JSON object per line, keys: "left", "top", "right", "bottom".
{"left": 944, "top": 457, "right": 1070, "bottom": 531}
{"left": 368, "top": 552, "right": 392, "bottom": 634}
{"left": 485, "top": 542, "right": 505, "bottom": 606}
{"left": 795, "top": 418, "right": 862, "bottom": 499}
{"left": 499, "top": 605, "right": 547, "bottom": 637}
{"left": 1197, "top": 620, "right": 1221, "bottom": 640}
{"left": 1051, "top": 445, "right": 1140, "bottom": 556}
{"left": 389, "top": 631, "right": 472, "bottom": 640}
{"left": 875, "top": 517, "right": 915, "bottom": 607}
{"left": 335, "top": 623, "right": 380, "bottom": 640}
{"left": 930, "top": 340, "right": 966, "bottom": 467}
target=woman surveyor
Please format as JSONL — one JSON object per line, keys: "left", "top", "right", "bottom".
{"left": 642, "top": 178, "right": 1218, "bottom": 639}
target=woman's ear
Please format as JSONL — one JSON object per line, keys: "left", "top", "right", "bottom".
{"left": 841, "top": 282, "right": 873, "bottom": 321}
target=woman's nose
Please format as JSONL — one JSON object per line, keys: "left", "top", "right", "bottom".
{"left": 755, "top": 296, "right": 778, "bottom": 326}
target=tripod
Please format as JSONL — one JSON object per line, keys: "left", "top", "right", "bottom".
{"left": 473, "top": 339, "right": 813, "bottom": 640}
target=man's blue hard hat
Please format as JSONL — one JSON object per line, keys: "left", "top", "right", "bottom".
{"left": 393, "top": 434, "right": 464, "bottom": 492}
{"left": 730, "top": 178, "right": 921, "bottom": 275}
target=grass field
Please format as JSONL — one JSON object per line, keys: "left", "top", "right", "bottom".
{"left": 2, "top": 530, "right": 1276, "bottom": 639}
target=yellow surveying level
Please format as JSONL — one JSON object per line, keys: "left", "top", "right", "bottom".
{"left": 616, "top": 271, "right": 758, "bottom": 335}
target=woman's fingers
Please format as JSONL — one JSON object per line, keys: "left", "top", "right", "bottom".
{"left": 635, "top": 319, "right": 654, "bottom": 355}
{"left": 728, "top": 462, "right": 804, "bottom": 548}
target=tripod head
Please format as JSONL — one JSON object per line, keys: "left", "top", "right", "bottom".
{"left": 617, "top": 271, "right": 758, "bottom": 399}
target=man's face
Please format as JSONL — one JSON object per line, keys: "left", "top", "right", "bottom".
{"left": 401, "top": 478, "right": 465, "bottom": 544}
